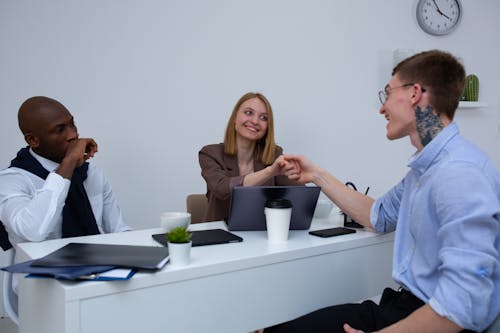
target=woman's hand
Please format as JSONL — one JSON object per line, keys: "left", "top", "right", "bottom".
{"left": 280, "top": 154, "right": 318, "bottom": 184}
{"left": 271, "top": 155, "right": 301, "bottom": 179}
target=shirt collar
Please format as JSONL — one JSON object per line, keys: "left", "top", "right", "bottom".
{"left": 29, "top": 148, "right": 60, "bottom": 172}
{"left": 408, "top": 122, "right": 459, "bottom": 174}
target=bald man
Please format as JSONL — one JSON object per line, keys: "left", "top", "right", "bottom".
{"left": 0, "top": 96, "right": 130, "bottom": 253}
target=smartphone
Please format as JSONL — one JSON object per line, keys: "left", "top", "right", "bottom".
{"left": 309, "top": 227, "right": 356, "bottom": 238}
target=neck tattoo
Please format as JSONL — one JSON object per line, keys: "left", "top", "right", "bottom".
{"left": 415, "top": 105, "right": 443, "bottom": 146}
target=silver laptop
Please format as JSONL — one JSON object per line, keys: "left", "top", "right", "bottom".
{"left": 227, "top": 186, "right": 321, "bottom": 231}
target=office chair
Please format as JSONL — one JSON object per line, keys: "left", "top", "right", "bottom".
{"left": 1, "top": 248, "right": 18, "bottom": 325}
{"left": 186, "top": 194, "right": 208, "bottom": 224}
{"left": 485, "top": 314, "right": 500, "bottom": 333}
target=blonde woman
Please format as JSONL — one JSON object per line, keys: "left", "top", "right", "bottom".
{"left": 199, "top": 92, "right": 300, "bottom": 222}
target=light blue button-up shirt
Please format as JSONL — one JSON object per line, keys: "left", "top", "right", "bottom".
{"left": 371, "top": 123, "right": 499, "bottom": 332}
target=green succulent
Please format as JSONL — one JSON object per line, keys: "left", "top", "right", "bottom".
{"left": 167, "top": 226, "right": 192, "bottom": 243}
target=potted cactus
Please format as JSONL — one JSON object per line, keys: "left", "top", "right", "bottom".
{"left": 464, "top": 74, "right": 479, "bottom": 101}
{"left": 166, "top": 226, "right": 192, "bottom": 266}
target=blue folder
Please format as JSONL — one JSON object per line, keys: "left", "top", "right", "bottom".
{"left": 31, "top": 242, "right": 170, "bottom": 270}
{"left": 1, "top": 259, "right": 135, "bottom": 281}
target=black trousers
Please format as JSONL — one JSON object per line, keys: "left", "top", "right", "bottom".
{"left": 264, "top": 288, "right": 477, "bottom": 333}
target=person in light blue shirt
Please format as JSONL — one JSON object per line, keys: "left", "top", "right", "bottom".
{"left": 265, "top": 50, "right": 499, "bottom": 333}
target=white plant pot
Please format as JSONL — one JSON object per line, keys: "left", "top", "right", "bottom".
{"left": 167, "top": 241, "right": 192, "bottom": 267}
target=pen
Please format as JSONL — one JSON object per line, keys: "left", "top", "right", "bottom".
{"left": 364, "top": 187, "right": 370, "bottom": 195}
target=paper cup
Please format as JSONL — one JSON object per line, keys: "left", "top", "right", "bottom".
{"left": 264, "top": 198, "right": 292, "bottom": 243}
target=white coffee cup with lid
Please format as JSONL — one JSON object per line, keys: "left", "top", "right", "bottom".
{"left": 264, "top": 198, "right": 293, "bottom": 243}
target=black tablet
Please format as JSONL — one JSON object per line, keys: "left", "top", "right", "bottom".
{"left": 152, "top": 229, "right": 243, "bottom": 247}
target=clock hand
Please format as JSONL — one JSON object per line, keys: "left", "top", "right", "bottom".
{"left": 441, "top": 11, "right": 451, "bottom": 20}
{"left": 431, "top": 0, "right": 440, "bottom": 11}
{"left": 432, "top": 0, "right": 452, "bottom": 20}
{"left": 431, "top": 0, "right": 444, "bottom": 15}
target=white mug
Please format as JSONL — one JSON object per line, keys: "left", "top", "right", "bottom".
{"left": 160, "top": 212, "right": 191, "bottom": 232}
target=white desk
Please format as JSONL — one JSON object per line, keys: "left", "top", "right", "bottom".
{"left": 16, "top": 217, "right": 395, "bottom": 333}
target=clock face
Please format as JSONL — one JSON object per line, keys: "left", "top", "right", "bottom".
{"left": 416, "top": 0, "right": 462, "bottom": 36}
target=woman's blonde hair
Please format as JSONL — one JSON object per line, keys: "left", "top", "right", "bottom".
{"left": 223, "top": 92, "right": 276, "bottom": 165}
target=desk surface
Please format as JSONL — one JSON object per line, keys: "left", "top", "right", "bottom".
{"left": 17, "top": 217, "right": 395, "bottom": 333}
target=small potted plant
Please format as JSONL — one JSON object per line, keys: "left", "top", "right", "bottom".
{"left": 166, "top": 226, "right": 192, "bottom": 267}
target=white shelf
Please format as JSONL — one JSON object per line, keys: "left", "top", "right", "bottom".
{"left": 458, "top": 101, "right": 488, "bottom": 108}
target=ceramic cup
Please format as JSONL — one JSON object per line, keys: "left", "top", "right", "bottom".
{"left": 167, "top": 241, "right": 192, "bottom": 267}
{"left": 264, "top": 198, "right": 293, "bottom": 243}
{"left": 160, "top": 212, "right": 191, "bottom": 232}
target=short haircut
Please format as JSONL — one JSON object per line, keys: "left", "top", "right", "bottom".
{"left": 393, "top": 50, "right": 465, "bottom": 119}
{"left": 223, "top": 92, "right": 276, "bottom": 165}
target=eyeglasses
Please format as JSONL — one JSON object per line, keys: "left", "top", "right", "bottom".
{"left": 378, "top": 83, "right": 426, "bottom": 105}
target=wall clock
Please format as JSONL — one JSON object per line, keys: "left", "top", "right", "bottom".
{"left": 416, "top": 0, "right": 462, "bottom": 36}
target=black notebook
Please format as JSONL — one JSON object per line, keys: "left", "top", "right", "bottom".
{"left": 152, "top": 229, "right": 243, "bottom": 247}
{"left": 32, "top": 243, "right": 170, "bottom": 271}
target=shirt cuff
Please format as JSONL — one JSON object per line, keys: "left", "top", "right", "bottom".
{"left": 428, "top": 297, "right": 464, "bottom": 330}
{"left": 369, "top": 199, "right": 383, "bottom": 232}
{"left": 44, "top": 172, "right": 70, "bottom": 196}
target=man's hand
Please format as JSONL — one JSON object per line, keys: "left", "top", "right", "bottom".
{"left": 281, "top": 154, "right": 318, "bottom": 184}
{"left": 56, "top": 138, "right": 98, "bottom": 179}
{"left": 65, "top": 138, "right": 98, "bottom": 166}
{"left": 344, "top": 323, "right": 366, "bottom": 333}
{"left": 273, "top": 155, "right": 301, "bottom": 179}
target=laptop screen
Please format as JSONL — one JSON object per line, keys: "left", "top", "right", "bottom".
{"left": 227, "top": 186, "right": 321, "bottom": 231}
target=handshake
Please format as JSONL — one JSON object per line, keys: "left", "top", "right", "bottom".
{"left": 272, "top": 154, "right": 317, "bottom": 184}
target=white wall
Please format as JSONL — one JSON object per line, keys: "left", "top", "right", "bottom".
{"left": 1, "top": 0, "right": 499, "bottom": 230}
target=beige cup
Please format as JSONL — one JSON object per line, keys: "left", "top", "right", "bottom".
{"left": 264, "top": 199, "right": 293, "bottom": 243}
{"left": 160, "top": 212, "right": 191, "bottom": 232}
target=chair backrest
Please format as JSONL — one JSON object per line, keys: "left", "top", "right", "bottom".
{"left": 2, "top": 248, "right": 18, "bottom": 325}
{"left": 186, "top": 194, "right": 208, "bottom": 224}
{"left": 485, "top": 314, "right": 500, "bottom": 333}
